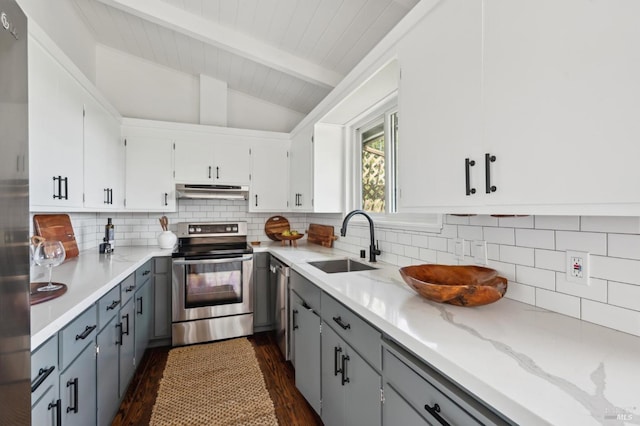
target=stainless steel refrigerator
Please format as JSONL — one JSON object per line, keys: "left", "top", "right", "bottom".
{"left": 0, "top": 0, "right": 30, "bottom": 423}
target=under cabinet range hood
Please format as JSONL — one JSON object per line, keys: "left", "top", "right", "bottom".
{"left": 176, "top": 184, "right": 249, "bottom": 200}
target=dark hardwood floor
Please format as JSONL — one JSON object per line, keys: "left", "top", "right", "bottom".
{"left": 112, "top": 332, "right": 323, "bottom": 425}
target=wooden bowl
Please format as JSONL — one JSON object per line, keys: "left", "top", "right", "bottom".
{"left": 399, "top": 264, "right": 507, "bottom": 307}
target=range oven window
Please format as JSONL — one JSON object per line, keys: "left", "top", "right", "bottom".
{"left": 184, "top": 260, "right": 243, "bottom": 308}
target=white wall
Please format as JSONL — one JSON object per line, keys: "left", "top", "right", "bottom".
{"left": 95, "top": 45, "right": 200, "bottom": 124}
{"left": 200, "top": 74, "right": 227, "bottom": 127}
{"left": 227, "top": 89, "right": 305, "bottom": 133}
{"left": 18, "top": 0, "right": 96, "bottom": 82}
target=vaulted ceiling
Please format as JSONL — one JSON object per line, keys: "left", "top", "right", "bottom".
{"left": 72, "top": 0, "right": 419, "bottom": 115}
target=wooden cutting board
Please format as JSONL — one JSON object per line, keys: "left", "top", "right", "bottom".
{"left": 33, "top": 214, "right": 79, "bottom": 260}
{"left": 264, "top": 216, "right": 290, "bottom": 241}
{"left": 307, "top": 223, "right": 338, "bottom": 248}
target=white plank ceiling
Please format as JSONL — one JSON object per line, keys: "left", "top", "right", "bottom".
{"left": 72, "top": 0, "right": 418, "bottom": 115}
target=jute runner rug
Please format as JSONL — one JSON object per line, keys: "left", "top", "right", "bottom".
{"left": 150, "top": 338, "right": 279, "bottom": 425}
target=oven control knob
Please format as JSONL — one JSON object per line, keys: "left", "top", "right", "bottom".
{"left": 226, "top": 227, "right": 231, "bottom": 232}
{"left": 196, "top": 227, "right": 202, "bottom": 232}
{"left": 232, "top": 226, "right": 238, "bottom": 231}
{"left": 189, "top": 227, "right": 195, "bottom": 233}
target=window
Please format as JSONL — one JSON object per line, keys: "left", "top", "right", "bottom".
{"left": 356, "top": 108, "right": 398, "bottom": 214}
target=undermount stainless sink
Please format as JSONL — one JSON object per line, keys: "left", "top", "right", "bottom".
{"left": 307, "top": 258, "right": 377, "bottom": 274}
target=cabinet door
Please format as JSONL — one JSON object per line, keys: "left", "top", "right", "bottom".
{"left": 396, "top": 0, "right": 483, "bottom": 211}
{"left": 174, "top": 138, "right": 214, "bottom": 184}
{"left": 343, "top": 344, "right": 382, "bottom": 426}
{"left": 312, "top": 123, "right": 344, "bottom": 213}
{"left": 383, "top": 385, "right": 429, "bottom": 426}
{"left": 28, "top": 38, "right": 84, "bottom": 209}
{"left": 152, "top": 258, "right": 172, "bottom": 340}
{"left": 60, "top": 343, "right": 96, "bottom": 426}
{"left": 249, "top": 142, "right": 289, "bottom": 212}
{"left": 84, "top": 95, "right": 124, "bottom": 210}
{"left": 321, "top": 322, "right": 345, "bottom": 426}
{"left": 483, "top": 0, "right": 640, "bottom": 207}
{"left": 289, "top": 127, "right": 313, "bottom": 211}
{"left": 31, "top": 385, "right": 60, "bottom": 426}
{"left": 214, "top": 138, "right": 251, "bottom": 185}
{"left": 119, "top": 299, "right": 135, "bottom": 397}
{"left": 292, "top": 301, "right": 321, "bottom": 414}
{"left": 124, "top": 136, "right": 176, "bottom": 211}
{"left": 96, "top": 318, "right": 120, "bottom": 426}
{"left": 134, "top": 279, "right": 152, "bottom": 364}
{"left": 253, "top": 263, "right": 271, "bottom": 329}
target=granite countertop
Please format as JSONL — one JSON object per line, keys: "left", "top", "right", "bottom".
{"left": 31, "top": 242, "right": 640, "bottom": 425}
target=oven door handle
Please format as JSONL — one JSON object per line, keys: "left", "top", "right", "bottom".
{"left": 173, "top": 256, "right": 253, "bottom": 265}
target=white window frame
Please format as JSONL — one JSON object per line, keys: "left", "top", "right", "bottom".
{"left": 345, "top": 93, "right": 442, "bottom": 232}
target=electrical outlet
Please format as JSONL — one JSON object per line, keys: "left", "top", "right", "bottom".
{"left": 473, "top": 240, "right": 488, "bottom": 265}
{"left": 566, "top": 250, "right": 590, "bottom": 285}
{"left": 454, "top": 238, "right": 466, "bottom": 261}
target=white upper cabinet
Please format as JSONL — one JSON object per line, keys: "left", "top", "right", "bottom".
{"left": 174, "top": 135, "right": 251, "bottom": 185}
{"left": 250, "top": 141, "right": 290, "bottom": 212}
{"left": 29, "top": 38, "right": 84, "bottom": 210}
{"left": 83, "top": 96, "right": 124, "bottom": 210}
{"left": 124, "top": 136, "right": 176, "bottom": 211}
{"left": 289, "top": 126, "right": 313, "bottom": 211}
{"left": 398, "top": 0, "right": 640, "bottom": 215}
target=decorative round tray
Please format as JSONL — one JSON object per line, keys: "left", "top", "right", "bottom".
{"left": 30, "top": 282, "right": 67, "bottom": 305}
{"left": 279, "top": 233, "right": 304, "bottom": 247}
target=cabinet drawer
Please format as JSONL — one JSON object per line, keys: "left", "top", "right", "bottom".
{"left": 383, "top": 348, "right": 482, "bottom": 426}
{"left": 59, "top": 305, "right": 97, "bottom": 371}
{"left": 31, "top": 335, "right": 59, "bottom": 405}
{"left": 136, "top": 260, "right": 153, "bottom": 284}
{"left": 120, "top": 273, "right": 136, "bottom": 305}
{"left": 321, "top": 293, "right": 381, "bottom": 370}
{"left": 97, "top": 285, "right": 121, "bottom": 330}
{"left": 290, "top": 271, "right": 321, "bottom": 312}
{"left": 154, "top": 256, "right": 171, "bottom": 274}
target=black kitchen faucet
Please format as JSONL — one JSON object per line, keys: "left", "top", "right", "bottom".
{"left": 340, "top": 209, "right": 381, "bottom": 262}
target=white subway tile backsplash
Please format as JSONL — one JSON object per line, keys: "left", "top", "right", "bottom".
{"left": 440, "top": 224, "right": 458, "bottom": 239}
{"left": 581, "top": 216, "right": 640, "bottom": 234}
{"left": 504, "top": 282, "right": 536, "bottom": 305}
{"left": 397, "top": 233, "right": 412, "bottom": 245}
{"left": 581, "top": 300, "right": 640, "bottom": 337}
{"left": 608, "top": 234, "right": 640, "bottom": 260}
{"left": 404, "top": 246, "right": 420, "bottom": 259}
{"left": 486, "top": 260, "right": 516, "bottom": 281}
{"left": 516, "top": 265, "right": 555, "bottom": 290}
{"left": 391, "top": 243, "right": 405, "bottom": 256}
{"left": 458, "top": 225, "right": 483, "bottom": 241}
{"left": 411, "top": 234, "right": 429, "bottom": 248}
{"left": 534, "top": 216, "right": 580, "bottom": 231}
{"left": 556, "top": 231, "right": 607, "bottom": 255}
{"left": 497, "top": 216, "right": 534, "bottom": 228}
{"left": 534, "top": 249, "right": 565, "bottom": 272}
{"left": 487, "top": 244, "right": 500, "bottom": 261}
{"left": 555, "top": 273, "right": 607, "bottom": 302}
{"left": 436, "top": 251, "right": 459, "bottom": 265}
{"left": 428, "top": 237, "right": 448, "bottom": 252}
{"left": 608, "top": 281, "right": 640, "bottom": 311}
{"left": 515, "top": 229, "right": 555, "bottom": 249}
{"left": 500, "top": 245, "right": 535, "bottom": 266}
{"left": 483, "top": 227, "right": 515, "bottom": 245}
{"left": 418, "top": 248, "right": 438, "bottom": 263}
{"left": 445, "top": 215, "right": 470, "bottom": 225}
{"left": 591, "top": 256, "right": 640, "bottom": 285}
{"left": 535, "top": 289, "right": 580, "bottom": 318}
{"left": 469, "top": 215, "right": 499, "bottom": 227}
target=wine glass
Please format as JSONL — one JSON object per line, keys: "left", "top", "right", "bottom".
{"left": 33, "top": 240, "right": 66, "bottom": 292}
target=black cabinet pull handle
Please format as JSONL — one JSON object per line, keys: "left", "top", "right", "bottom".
{"left": 104, "top": 188, "right": 108, "bottom": 204}
{"left": 116, "top": 322, "right": 123, "bottom": 345}
{"left": 137, "top": 296, "right": 143, "bottom": 315}
{"left": 109, "top": 188, "right": 113, "bottom": 204}
{"left": 63, "top": 177, "right": 68, "bottom": 200}
{"left": 142, "top": 270, "right": 151, "bottom": 276}
{"left": 66, "top": 378, "right": 78, "bottom": 413}
{"left": 208, "top": 166, "right": 212, "bottom": 179}
{"left": 485, "top": 153, "right": 497, "bottom": 193}
{"left": 125, "top": 284, "right": 135, "bottom": 292}
{"left": 333, "top": 346, "right": 342, "bottom": 376}
{"left": 106, "top": 300, "right": 120, "bottom": 311}
{"left": 341, "top": 355, "right": 350, "bottom": 386}
{"left": 424, "top": 403, "right": 450, "bottom": 426}
{"left": 48, "top": 399, "right": 62, "bottom": 426}
{"left": 53, "top": 176, "right": 62, "bottom": 199}
{"left": 255, "top": 194, "right": 258, "bottom": 207}
{"left": 164, "top": 192, "right": 168, "bottom": 206}
{"left": 292, "top": 309, "right": 299, "bottom": 330}
{"left": 216, "top": 166, "right": 219, "bottom": 179}
{"left": 123, "top": 313, "right": 130, "bottom": 336}
{"left": 31, "top": 365, "right": 55, "bottom": 392}
{"left": 75, "top": 324, "right": 96, "bottom": 340}
{"left": 465, "top": 158, "right": 476, "bottom": 196}
{"left": 332, "top": 316, "right": 351, "bottom": 330}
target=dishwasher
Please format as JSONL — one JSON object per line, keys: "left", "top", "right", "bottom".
{"left": 270, "top": 256, "right": 290, "bottom": 360}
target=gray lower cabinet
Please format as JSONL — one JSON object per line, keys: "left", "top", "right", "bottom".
{"left": 321, "top": 322, "right": 382, "bottom": 426}
{"left": 59, "top": 342, "right": 96, "bottom": 426}
{"left": 292, "top": 299, "right": 321, "bottom": 414}
{"left": 152, "top": 257, "right": 172, "bottom": 341}
{"left": 31, "top": 385, "right": 60, "bottom": 426}
{"left": 382, "top": 385, "right": 429, "bottom": 426}
{"left": 96, "top": 317, "right": 120, "bottom": 426}
{"left": 118, "top": 298, "right": 136, "bottom": 397}
{"left": 31, "top": 335, "right": 60, "bottom": 426}
{"left": 134, "top": 277, "right": 152, "bottom": 364}
{"left": 254, "top": 252, "right": 275, "bottom": 331}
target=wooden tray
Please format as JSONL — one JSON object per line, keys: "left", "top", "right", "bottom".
{"left": 33, "top": 214, "right": 79, "bottom": 260}
{"left": 30, "top": 282, "right": 67, "bottom": 305}
{"left": 280, "top": 233, "right": 304, "bottom": 247}
{"left": 307, "top": 224, "right": 338, "bottom": 248}
{"left": 264, "top": 216, "right": 290, "bottom": 241}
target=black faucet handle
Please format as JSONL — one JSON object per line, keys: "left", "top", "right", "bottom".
{"left": 374, "top": 240, "right": 381, "bottom": 255}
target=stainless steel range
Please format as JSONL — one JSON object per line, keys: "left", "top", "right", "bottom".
{"left": 171, "top": 221, "right": 253, "bottom": 346}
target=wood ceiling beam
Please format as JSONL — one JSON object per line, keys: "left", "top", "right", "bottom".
{"left": 94, "top": 0, "right": 343, "bottom": 89}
